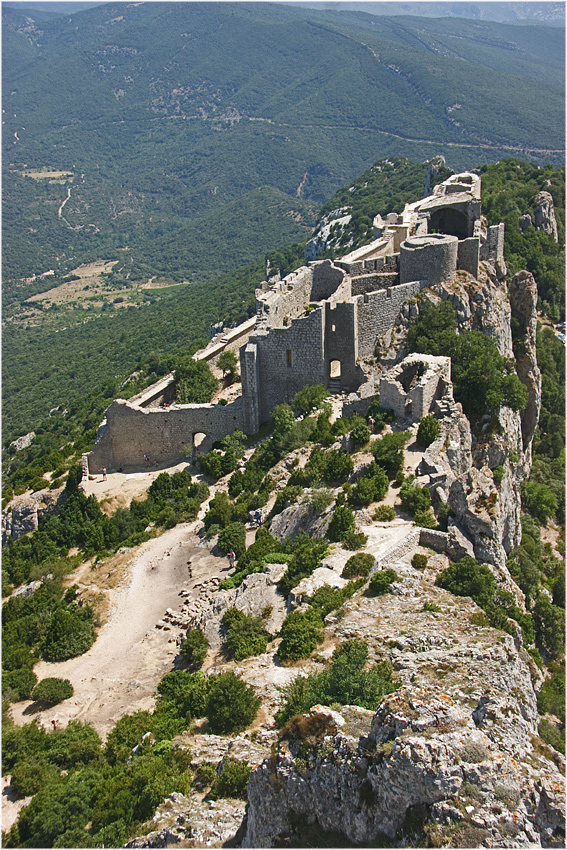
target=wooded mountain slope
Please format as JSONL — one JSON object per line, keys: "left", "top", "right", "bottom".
{"left": 3, "top": 1, "right": 564, "bottom": 287}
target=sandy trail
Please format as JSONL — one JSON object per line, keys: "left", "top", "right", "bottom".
{"left": 11, "top": 519, "right": 228, "bottom": 740}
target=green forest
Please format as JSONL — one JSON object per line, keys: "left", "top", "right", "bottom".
{"left": 2, "top": 2, "right": 564, "bottom": 288}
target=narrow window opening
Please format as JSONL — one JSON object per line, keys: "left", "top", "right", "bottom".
{"left": 287, "top": 349, "right": 292, "bottom": 367}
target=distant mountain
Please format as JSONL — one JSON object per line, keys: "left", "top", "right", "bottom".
{"left": 296, "top": 2, "right": 566, "bottom": 26}
{"left": 2, "top": 1, "right": 564, "bottom": 291}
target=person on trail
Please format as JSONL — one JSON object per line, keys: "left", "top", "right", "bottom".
{"left": 52, "top": 719, "right": 58, "bottom": 731}
{"left": 102, "top": 468, "right": 107, "bottom": 481}
{"left": 254, "top": 508, "right": 262, "bottom": 527}
{"left": 368, "top": 416, "right": 375, "bottom": 433}
{"left": 228, "top": 550, "right": 236, "bottom": 568}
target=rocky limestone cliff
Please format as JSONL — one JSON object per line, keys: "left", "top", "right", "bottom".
{"left": 534, "top": 191, "right": 558, "bottom": 241}
{"left": 244, "top": 548, "right": 564, "bottom": 848}
{"left": 379, "top": 260, "right": 541, "bottom": 572}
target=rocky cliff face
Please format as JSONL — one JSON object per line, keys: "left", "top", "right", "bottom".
{"left": 380, "top": 260, "right": 541, "bottom": 572}
{"left": 244, "top": 551, "right": 565, "bottom": 848}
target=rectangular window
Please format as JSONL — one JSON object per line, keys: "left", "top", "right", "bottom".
{"left": 332, "top": 324, "right": 336, "bottom": 332}
{"left": 287, "top": 349, "right": 292, "bottom": 367}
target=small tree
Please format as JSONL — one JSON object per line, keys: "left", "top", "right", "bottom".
{"left": 174, "top": 358, "right": 218, "bottom": 404}
{"left": 278, "top": 609, "right": 324, "bottom": 661}
{"left": 416, "top": 415, "right": 440, "bottom": 448}
{"left": 328, "top": 504, "right": 356, "bottom": 542}
{"left": 206, "top": 672, "right": 260, "bottom": 733}
{"left": 367, "top": 569, "right": 398, "bottom": 596}
{"left": 217, "top": 522, "right": 247, "bottom": 559}
{"left": 350, "top": 416, "right": 371, "bottom": 450}
{"left": 31, "top": 677, "right": 74, "bottom": 705}
{"left": 342, "top": 552, "right": 375, "bottom": 578}
{"left": 217, "top": 351, "right": 239, "bottom": 384}
{"left": 292, "top": 384, "right": 328, "bottom": 416}
{"left": 180, "top": 629, "right": 209, "bottom": 667}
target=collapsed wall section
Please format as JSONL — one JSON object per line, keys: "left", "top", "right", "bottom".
{"left": 379, "top": 354, "right": 451, "bottom": 421}
{"left": 88, "top": 399, "right": 246, "bottom": 472}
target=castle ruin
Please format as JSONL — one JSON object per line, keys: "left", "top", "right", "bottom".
{"left": 88, "top": 171, "right": 505, "bottom": 473}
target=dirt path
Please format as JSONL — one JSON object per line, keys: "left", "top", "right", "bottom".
{"left": 10, "top": 520, "right": 229, "bottom": 739}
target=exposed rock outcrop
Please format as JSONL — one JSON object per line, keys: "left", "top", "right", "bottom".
{"left": 245, "top": 574, "right": 565, "bottom": 848}
{"left": 534, "top": 190, "right": 558, "bottom": 241}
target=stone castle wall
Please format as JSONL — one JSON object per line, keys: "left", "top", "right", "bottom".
{"left": 356, "top": 281, "right": 423, "bottom": 359}
{"left": 88, "top": 398, "right": 247, "bottom": 472}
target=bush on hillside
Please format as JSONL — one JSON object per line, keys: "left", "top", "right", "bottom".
{"left": 416, "top": 415, "right": 440, "bottom": 448}
{"left": 31, "top": 677, "right": 74, "bottom": 706}
{"left": 367, "top": 569, "right": 398, "bottom": 596}
{"left": 276, "top": 639, "right": 396, "bottom": 725}
{"left": 41, "top": 609, "right": 96, "bottom": 662}
{"left": 206, "top": 672, "right": 260, "bottom": 734}
{"left": 350, "top": 416, "right": 371, "bottom": 449}
{"left": 342, "top": 552, "right": 375, "bottom": 578}
{"left": 278, "top": 608, "right": 324, "bottom": 662}
{"left": 292, "top": 385, "right": 328, "bottom": 416}
{"left": 3, "top": 668, "right": 38, "bottom": 702}
{"left": 174, "top": 358, "right": 218, "bottom": 404}
{"left": 180, "top": 629, "right": 209, "bottom": 668}
{"left": 373, "top": 505, "right": 396, "bottom": 521}
{"left": 222, "top": 608, "right": 270, "bottom": 660}
{"left": 217, "top": 522, "right": 247, "bottom": 559}
{"left": 328, "top": 504, "right": 356, "bottom": 542}
{"left": 371, "top": 432, "right": 409, "bottom": 478}
{"left": 209, "top": 758, "right": 251, "bottom": 800}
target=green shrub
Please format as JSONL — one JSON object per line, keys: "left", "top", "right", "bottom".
{"left": 41, "top": 608, "right": 96, "bottom": 662}
{"left": 292, "top": 384, "right": 328, "bottom": 416}
{"left": 180, "top": 629, "right": 209, "bottom": 668}
{"left": 31, "top": 677, "right": 74, "bottom": 705}
{"left": 373, "top": 505, "right": 396, "bottom": 521}
{"left": 521, "top": 481, "right": 558, "bottom": 524}
{"left": 10, "top": 758, "right": 59, "bottom": 797}
{"left": 323, "top": 450, "right": 354, "bottom": 484}
{"left": 48, "top": 720, "right": 102, "bottom": 768}
{"left": 210, "top": 758, "right": 251, "bottom": 799}
{"left": 350, "top": 417, "right": 371, "bottom": 450}
{"left": 308, "top": 579, "right": 365, "bottom": 618}
{"left": 414, "top": 509, "right": 437, "bottom": 528}
{"left": 343, "top": 530, "right": 369, "bottom": 550}
{"left": 367, "top": 569, "right": 398, "bottom": 596}
{"left": 278, "top": 534, "right": 329, "bottom": 596}
{"left": 342, "top": 553, "right": 375, "bottom": 578}
{"left": 206, "top": 672, "right": 260, "bottom": 734}
{"left": 371, "top": 432, "right": 409, "bottom": 479}
{"left": 492, "top": 465, "right": 505, "bottom": 486}
{"left": 157, "top": 670, "right": 210, "bottom": 721}
{"left": 3, "top": 668, "right": 38, "bottom": 702}
{"left": 400, "top": 479, "right": 431, "bottom": 517}
{"left": 411, "top": 553, "right": 428, "bottom": 570}
{"left": 222, "top": 608, "right": 270, "bottom": 660}
{"left": 348, "top": 475, "right": 378, "bottom": 507}
{"left": 217, "top": 351, "right": 239, "bottom": 383}
{"left": 278, "top": 608, "right": 324, "bottom": 661}
{"left": 275, "top": 638, "right": 396, "bottom": 725}
{"left": 174, "top": 358, "right": 218, "bottom": 404}
{"left": 217, "top": 522, "right": 247, "bottom": 559}
{"left": 328, "top": 504, "right": 356, "bottom": 542}
{"left": 416, "top": 415, "right": 440, "bottom": 448}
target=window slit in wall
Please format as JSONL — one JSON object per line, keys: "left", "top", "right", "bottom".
{"left": 287, "top": 349, "right": 292, "bottom": 367}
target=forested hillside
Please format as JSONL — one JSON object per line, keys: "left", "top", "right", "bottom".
{"left": 2, "top": 1, "right": 564, "bottom": 289}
